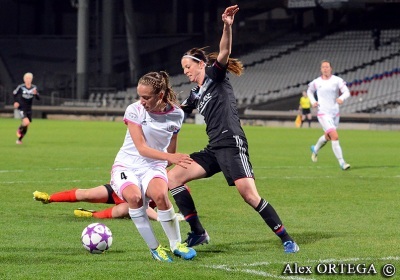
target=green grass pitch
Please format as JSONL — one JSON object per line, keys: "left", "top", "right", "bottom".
{"left": 0, "top": 118, "right": 399, "bottom": 279}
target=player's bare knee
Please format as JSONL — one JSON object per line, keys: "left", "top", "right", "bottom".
{"left": 150, "top": 194, "right": 170, "bottom": 210}
{"left": 122, "top": 190, "right": 142, "bottom": 207}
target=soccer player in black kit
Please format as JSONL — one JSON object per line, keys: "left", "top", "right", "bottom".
{"left": 13, "top": 72, "right": 40, "bottom": 144}
{"left": 167, "top": 5, "right": 299, "bottom": 253}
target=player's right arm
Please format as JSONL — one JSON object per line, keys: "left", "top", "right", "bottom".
{"left": 13, "top": 86, "right": 21, "bottom": 109}
{"left": 128, "top": 122, "right": 192, "bottom": 168}
{"left": 307, "top": 81, "right": 318, "bottom": 107}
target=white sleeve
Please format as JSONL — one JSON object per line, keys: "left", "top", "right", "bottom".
{"left": 338, "top": 78, "right": 351, "bottom": 102}
{"left": 123, "top": 103, "right": 143, "bottom": 125}
{"left": 306, "top": 80, "right": 317, "bottom": 105}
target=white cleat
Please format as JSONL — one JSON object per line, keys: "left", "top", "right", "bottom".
{"left": 310, "top": 145, "right": 318, "bottom": 162}
{"left": 341, "top": 163, "right": 351, "bottom": 170}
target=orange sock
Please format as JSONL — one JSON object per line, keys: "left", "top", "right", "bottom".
{"left": 49, "top": 188, "right": 78, "bottom": 202}
{"left": 93, "top": 207, "right": 114, "bottom": 219}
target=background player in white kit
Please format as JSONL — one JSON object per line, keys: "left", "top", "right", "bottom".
{"left": 307, "top": 60, "right": 351, "bottom": 170}
{"left": 110, "top": 71, "right": 196, "bottom": 262}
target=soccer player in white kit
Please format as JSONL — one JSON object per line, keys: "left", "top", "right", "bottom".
{"left": 307, "top": 60, "right": 351, "bottom": 170}
{"left": 110, "top": 71, "right": 196, "bottom": 262}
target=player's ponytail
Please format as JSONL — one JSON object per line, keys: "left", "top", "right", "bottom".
{"left": 183, "top": 47, "right": 244, "bottom": 76}
{"left": 160, "top": 71, "right": 179, "bottom": 107}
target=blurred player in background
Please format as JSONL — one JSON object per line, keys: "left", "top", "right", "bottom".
{"left": 307, "top": 60, "right": 351, "bottom": 170}
{"left": 33, "top": 184, "right": 186, "bottom": 221}
{"left": 299, "top": 91, "right": 312, "bottom": 128}
{"left": 168, "top": 5, "right": 299, "bottom": 254}
{"left": 110, "top": 71, "right": 195, "bottom": 262}
{"left": 13, "top": 72, "right": 40, "bottom": 144}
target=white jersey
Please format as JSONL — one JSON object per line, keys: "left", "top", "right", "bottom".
{"left": 113, "top": 101, "right": 184, "bottom": 169}
{"left": 307, "top": 75, "right": 350, "bottom": 116}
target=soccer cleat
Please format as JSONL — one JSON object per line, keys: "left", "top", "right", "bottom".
{"left": 172, "top": 242, "right": 197, "bottom": 260}
{"left": 341, "top": 163, "right": 351, "bottom": 170}
{"left": 150, "top": 245, "right": 173, "bottom": 262}
{"left": 283, "top": 241, "right": 300, "bottom": 253}
{"left": 16, "top": 129, "right": 22, "bottom": 138}
{"left": 185, "top": 230, "right": 210, "bottom": 247}
{"left": 310, "top": 145, "right": 318, "bottom": 162}
{"left": 16, "top": 139, "right": 23, "bottom": 145}
{"left": 33, "top": 191, "right": 50, "bottom": 204}
{"left": 74, "top": 208, "right": 95, "bottom": 218}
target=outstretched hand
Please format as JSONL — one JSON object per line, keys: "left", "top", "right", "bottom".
{"left": 222, "top": 5, "right": 239, "bottom": 26}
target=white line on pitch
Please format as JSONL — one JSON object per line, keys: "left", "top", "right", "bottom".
{"left": 203, "top": 256, "right": 399, "bottom": 279}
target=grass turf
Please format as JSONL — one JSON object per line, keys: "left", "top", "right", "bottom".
{"left": 0, "top": 118, "right": 399, "bottom": 279}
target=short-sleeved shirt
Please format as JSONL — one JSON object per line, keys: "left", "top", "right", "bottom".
{"left": 181, "top": 61, "right": 254, "bottom": 186}
{"left": 13, "top": 84, "right": 40, "bottom": 112}
{"left": 299, "top": 96, "right": 311, "bottom": 109}
{"left": 307, "top": 75, "right": 350, "bottom": 116}
{"left": 181, "top": 61, "right": 246, "bottom": 147}
{"left": 112, "top": 101, "right": 184, "bottom": 170}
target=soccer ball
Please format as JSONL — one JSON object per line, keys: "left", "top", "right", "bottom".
{"left": 81, "top": 223, "right": 113, "bottom": 254}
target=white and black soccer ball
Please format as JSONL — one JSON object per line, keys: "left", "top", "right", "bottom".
{"left": 81, "top": 223, "right": 113, "bottom": 254}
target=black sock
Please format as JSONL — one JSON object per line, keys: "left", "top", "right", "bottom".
{"left": 255, "top": 198, "right": 292, "bottom": 243}
{"left": 170, "top": 185, "right": 205, "bottom": 235}
{"left": 19, "top": 125, "right": 28, "bottom": 140}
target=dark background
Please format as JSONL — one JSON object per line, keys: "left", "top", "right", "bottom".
{"left": 0, "top": 0, "right": 398, "bottom": 100}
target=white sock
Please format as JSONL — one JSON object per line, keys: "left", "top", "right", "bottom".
{"left": 314, "top": 135, "right": 327, "bottom": 153}
{"left": 331, "top": 140, "right": 345, "bottom": 165}
{"left": 158, "top": 207, "right": 180, "bottom": 251}
{"left": 129, "top": 207, "right": 158, "bottom": 249}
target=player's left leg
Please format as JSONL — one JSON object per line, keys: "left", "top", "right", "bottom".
{"left": 147, "top": 175, "right": 196, "bottom": 260}
{"left": 328, "top": 131, "right": 350, "bottom": 170}
{"left": 329, "top": 117, "right": 350, "bottom": 170}
{"left": 168, "top": 157, "right": 210, "bottom": 247}
{"left": 16, "top": 116, "right": 30, "bottom": 144}
{"left": 75, "top": 185, "right": 109, "bottom": 203}
{"left": 235, "top": 178, "right": 299, "bottom": 253}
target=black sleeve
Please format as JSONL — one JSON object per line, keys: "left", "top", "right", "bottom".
{"left": 210, "top": 61, "right": 227, "bottom": 82}
{"left": 181, "top": 99, "right": 196, "bottom": 114}
{"left": 180, "top": 86, "right": 200, "bottom": 115}
{"left": 13, "top": 89, "right": 20, "bottom": 103}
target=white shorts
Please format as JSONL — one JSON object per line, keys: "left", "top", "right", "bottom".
{"left": 317, "top": 113, "right": 339, "bottom": 134}
{"left": 110, "top": 165, "right": 168, "bottom": 203}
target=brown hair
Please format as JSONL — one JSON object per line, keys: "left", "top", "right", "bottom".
{"left": 138, "top": 71, "right": 179, "bottom": 106}
{"left": 183, "top": 47, "right": 244, "bottom": 76}
{"left": 321, "top": 60, "right": 332, "bottom": 68}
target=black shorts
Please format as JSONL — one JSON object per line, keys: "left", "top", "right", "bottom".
{"left": 190, "top": 136, "right": 254, "bottom": 186}
{"left": 18, "top": 109, "right": 33, "bottom": 122}
{"left": 302, "top": 108, "right": 311, "bottom": 115}
{"left": 104, "top": 184, "right": 116, "bottom": 204}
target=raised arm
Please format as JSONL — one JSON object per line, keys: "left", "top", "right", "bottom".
{"left": 217, "top": 5, "right": 239, "bottom": 67}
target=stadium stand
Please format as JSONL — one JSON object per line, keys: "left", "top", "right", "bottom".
{"left": 227, "top": 29, "right": 400, "bottom": 115}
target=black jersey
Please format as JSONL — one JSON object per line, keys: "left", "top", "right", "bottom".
{"left": 13, "top": 83, "right": 40, "bottom": 111}
{"left": 181, "top": 61, "right": 246, "bottom": 146}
